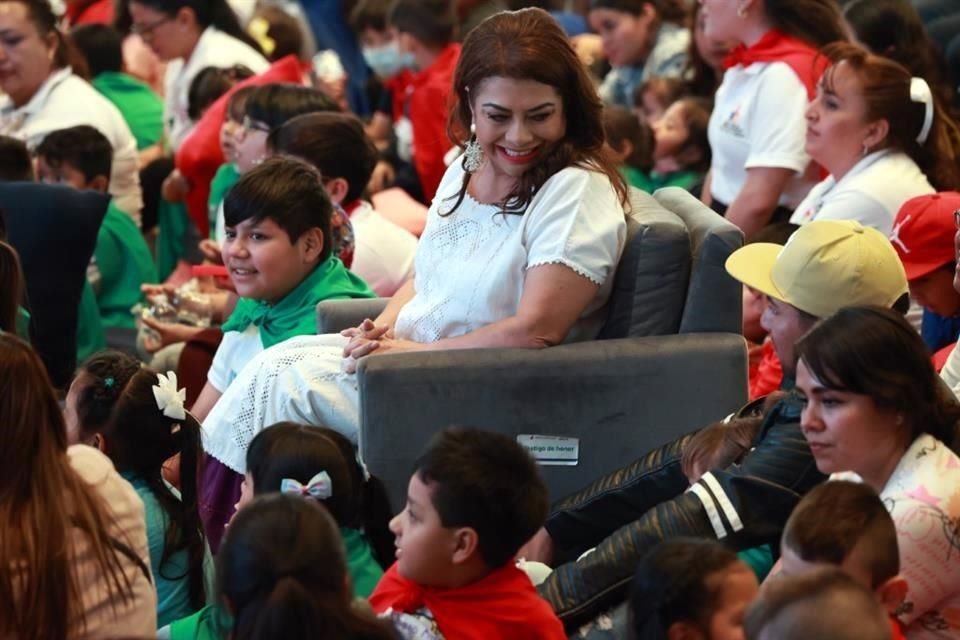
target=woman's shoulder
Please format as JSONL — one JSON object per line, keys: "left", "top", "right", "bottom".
{"left": 537, "top": 164, "right": 622, "bottom": 203}
{"left": 889, "top": 435, "right": 960, "bottom": 515}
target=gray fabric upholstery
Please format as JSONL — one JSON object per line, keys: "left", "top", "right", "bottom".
{"left": 316, "top": 298, "right": 390, "bottom": 334}
{"left": 598, "top": 189, "right": 690, "bottom": 339}
{"left": 653, "top": 187, "right": 744, "bottom": 334}
{"left": 358, "top": 334, "right": 748, "bottom": 508}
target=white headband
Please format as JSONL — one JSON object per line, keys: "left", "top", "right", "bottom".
{"left": 909, "top": 77, "right": 934, "bottom": 145}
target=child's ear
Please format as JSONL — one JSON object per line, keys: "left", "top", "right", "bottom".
{"left": 876, "top": 575, "right": 909, "bottom": 615}
{"left": 300, "top": 228, "right": 325, "bottom": 263}
{"left": 324, "top": 178, "right": 350, "bottom": 205}
{"left": 450, "top": 526, "right": 480, "bottom": 565}
{"left": 88, "top": 175, "right": 110, "bottom": 194}
{"left": 667, "top": 621, "right": 707, "bottom": 640}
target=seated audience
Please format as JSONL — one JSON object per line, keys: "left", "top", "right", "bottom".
{"left": 65, "top": 351, "right": 213, "bottom": 627}
{"left": 889, "top": 193, "right": 960, "bottom": 354}
{"left": 791, "top": 43, "right": 958, "bottom": 234}
{"left": 745, "top": 568, "right": 893, "bottom": 640}
{"left": 587, "top": 0, "right": 690, "bottom": 108}
{"left": 520, "top": 220, "right": 908, "bottom": 628}
{"left": 0, "top": 135, "right": 33, "bottom": 181}
{"left": 0, "top": 0, "right": 143, "bottom": 219}
{"left": 369, "top": 427, "right": 566, "bottom": 639}
{"left": 794, "top": 305, "right": 960, "bottom": 636}
{"left": 0, "top": 334, "right": 156, "bottom": 636}
{"left": 186, "top": 64, "right": 253, "bottom": 123}
{"left": 648, "top": 96, "right": 711, "bottom": 193}
{"left": 633, "top": 75, "right": 686, "bottom": 123}
{"left": 268, "top": 112, "right": 418, "bottom": 296}
{"left": 602, "top": 104, "right": 655, "bottom": 190}
{"left": 630, "top": 538, "right": 758, "bottom": 640}
{"left": 776, "top": 481, "right": 908, "bottom": 639}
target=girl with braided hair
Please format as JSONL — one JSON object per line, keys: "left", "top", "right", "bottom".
{"left": 65, "top": 349, "right": 213, "bottom": 627}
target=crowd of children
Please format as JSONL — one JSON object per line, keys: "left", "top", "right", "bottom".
{"left": 3, "top": 0, "right": 960, "bottom": 638}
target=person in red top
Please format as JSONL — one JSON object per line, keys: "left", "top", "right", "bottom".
{"left": 387, "top": 0, "right": 460, "bottom": 203}
{"left": 370, "top": 427, "right": 566, "bottom": 640}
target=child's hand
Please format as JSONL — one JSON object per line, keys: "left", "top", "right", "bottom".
{"left": 161, "top": 169, "right": 191, "bottom": 202}
{"left": 141, "top": 315, "right": 204, "bottom": 353}
{"left": 367, "top": 160, "right": 396, "bottom": 194}
{"left": 141, "top": 282, "right": 178, "bottom": 303}
{"left": 198, "top": 239, "right": 224, "bottom": 265}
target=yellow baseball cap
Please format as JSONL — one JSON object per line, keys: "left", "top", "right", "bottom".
{"left": 725, "top": 220, "right": 908, "bottom": 319}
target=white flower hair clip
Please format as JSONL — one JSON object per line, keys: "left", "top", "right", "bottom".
{"left": 152, "top": 371, "right": 187, "bottom": 421}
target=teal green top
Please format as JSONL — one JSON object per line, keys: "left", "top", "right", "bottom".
{"left": 222, "top": 255, "right": 375, "bottom": 349}
{"left": 123, "top": 474, "right": 215, "bottom": 628}
{"left": 167, "top": 528, "right": 383, "bottom": 640}
{"left": 15, "top": 306, "right": 30, "bottom": 341}
{"left": 92, "top": 71, "right": 163, "bottom": 150}
{"left": 76, "top": 281, "right": 105, "bottom": 363}
{"left": 95, "top": 200, "right": 158, "bottom": 329}
{"left": 208, "top": 163, "right": 240, "bottom": 239}
{"left": 738, "top": 544, "right": 775, "bottom": 582}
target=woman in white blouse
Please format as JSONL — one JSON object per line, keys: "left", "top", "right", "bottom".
{"left": 790, "top": 43, "right": 960, "bottom": 234}
{"left": 0, "top": 0, "right": 143, "bottom": 219}
{"left": 120, "top": 0, "right": 268, "bottom": 151}
{"left": 198, "top": 8, "right": 629, "bottom": 542}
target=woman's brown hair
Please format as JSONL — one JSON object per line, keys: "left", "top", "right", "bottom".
{"left": 821, "top": 42, "right": 960, "bottom": 191}
{"left": 445, "top": 8, "right": 629, "bottom": 215}
{"left": 0, "top": 335, "right": 135, "bottom": 639}
{"left": 763, "top": 0, "right": 847, "bottom": 49}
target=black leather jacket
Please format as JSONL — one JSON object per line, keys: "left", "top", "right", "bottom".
{"left": 538, "top": 391, "right": 824, "bottom": 628}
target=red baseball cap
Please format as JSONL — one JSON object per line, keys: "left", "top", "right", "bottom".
{"left": 889, "top": 192, "right": 960, "bottom": 281}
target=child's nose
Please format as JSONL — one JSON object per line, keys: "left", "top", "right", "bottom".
{"left": 388, "top": 513, "right": 402, "bottom": 536}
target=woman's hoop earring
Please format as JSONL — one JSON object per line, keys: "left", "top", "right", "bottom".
{"left": 463, "top": 121, "right": 485, "bottom": 173}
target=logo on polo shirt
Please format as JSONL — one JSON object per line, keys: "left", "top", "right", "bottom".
{"left": 720, "top": 105, "right": 745, "bottom": 138}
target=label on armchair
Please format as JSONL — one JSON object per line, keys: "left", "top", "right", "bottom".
{"left": 517, "top": 435, "right": 579, "bottom": 466}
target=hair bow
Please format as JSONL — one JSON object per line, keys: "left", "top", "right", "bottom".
{"left": 280, "top": 471, "right": 333, "bottom": 501}
{"left": 152, "top": 371, "right": 186, "bottom": 420}
{"left": 909, "top": 77, "right": 935, "bottom": 145}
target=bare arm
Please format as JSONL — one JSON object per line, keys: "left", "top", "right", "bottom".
{"left": 191, "top": 382, "right": 222, "bottom": 423}
{"left": 723, "top": 167, "right": 795, "bottom": 239}
{"left": 373, "top": 277, "right": 416, "bottom": 332}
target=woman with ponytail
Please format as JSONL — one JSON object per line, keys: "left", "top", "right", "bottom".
{"left": 65, "top": 349, "right": 213, "bottom": 627}
{"left": 118, "top": 0, "right": 268, "bottom": 151}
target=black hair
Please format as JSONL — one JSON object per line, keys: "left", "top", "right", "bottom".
{"left": 603, "top": 105, "right": 654, "bottom": 172}
{"left": 226, "top": 85, "right": 258, "bottom": 123}
{"left": 115, "top": 0, "right": 263, "bottom": 54}
{"left": 0, "top": 136, "right": 33, "bottom": 181}
{"left": 219, "top": 494, "right": 396, "bottom": 640}
{"left": 268, "top": 112, "right": 378, "bottom": 204}
{"left": 35, "top": 125, "right": 113, "bottom": 183}
{"left": 0, "top": 241, "right": 25, "bottom": 334}
{"left": 187, "top": 64, "right": 254, "bottom": 121}
{"left": 387, "top": 0, "right": 456, "bottom": 48}
{"left": 630, "top": 538, "right": 744, "bottom": 639}
{"left": 68, "top": 23, "right": 123, "bottom": 77}
{"left": 796, "top": 305, "right": 960, "bottom": 445}
{"left": 587, "top": 0, "right": 688, "bottom": 23}
{"left": 77, "top": 351, "right": 207, "bottom": 610}
{"left": 414, "top": 427, "right": 549, "bottom": 569}
{"left": 243, "top": 83, "right": 341, "bottom": 132}
{"left": 764, "top": 0, "right": 847, "bottom": 49}
{"left": 254, "top": 5, "right": 306, "bottom": 61}
{"left": 349, "top": 0, "right": 391, "bottom": 32}
{"left": 223, "top": 156, "right": 332, "bottom": 258}
{"left": 246, "top": 422, "right": 395, "bottom": 568}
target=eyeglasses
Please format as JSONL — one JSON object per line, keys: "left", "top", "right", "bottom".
{"left": 955, "top": 208, "right": 960, "bottom": 229}
{"left": 130, "top": 16, "right": 171, "bottom": 38}
{"left": 241, "top": 116, "right": 272, "bottom": 135}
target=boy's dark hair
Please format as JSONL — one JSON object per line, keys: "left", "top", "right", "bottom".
{"left": 187, "top": 65, "right": 254, "bottom": 121}
{"left": 69, "top": 23, "right": 123, "bottom": 78}
{"left": 387, "top": 0, "right": 456, "bottom": 48}
{"left": 35, "top": 125, "right": 113, "bottom": 183}
{"left": 681, "top": 417, "right": 761, "bottom": 481}
{"left": 630, "top": 538, "right": 742, "bottom": 638}
{"left": 349, "top": 0, "right": 391, "bottom": 32}
{"left": 226, "top": 85, "right": 258, "bottom": 123}
{"left": 223, "top": 156, "right": 332, "bottom": 260}
{"left": 0, "top": 136, "right": 33, "bottom": 181}
{"left": 268, "top": 112, "right": 378, "bottom": 204}
{"left": 413, "top": 427, "right": 548, "bottom": 569}
{"left": 782, "top": 480, "right": 899, "bottom": 588}
{"left": 602, "top": 105, "right": 654, "bottom": 172}
{"left": 674, "top": 97, "right": 712, "bottom": 173}
{"left": 255, "top": 5, "right": 306, "bottom": 61}
{"left": 244, "top": 83, "right": 341, "bottom": 132}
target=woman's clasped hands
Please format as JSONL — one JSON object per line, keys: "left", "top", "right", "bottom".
{"left": 340, "top": 318, "right": 422, "bottom": 374}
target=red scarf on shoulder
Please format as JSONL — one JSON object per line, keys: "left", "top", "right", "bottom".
{"left": 723, "top": 30, "right": 829, "bottom": 99}
{"left": 370, "top": 563, "right": 566, "bottom": 640}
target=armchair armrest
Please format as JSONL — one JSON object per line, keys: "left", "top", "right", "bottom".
{"left": 316, "top": 298, "right": 390, "bottom": 334}
{"left": 356, "top": 333, "right": 748, "bottom": 508}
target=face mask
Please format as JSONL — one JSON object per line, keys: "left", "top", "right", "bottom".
{"left": 363, "top": 42, "right": 416, "bottom": 79}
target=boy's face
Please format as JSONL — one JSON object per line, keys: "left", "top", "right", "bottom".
{"left": 909, "top": 265, "right": 960, "bottom": 317}
{"left": 651, "top": 101, "right": 689, "bottom": 162}
{"left": 389, "top": 472, "right": 462, "bottom": 588}
{"left": 222, "top": 216, "right": 322, "bottom": 304}
{"left": 36, "top": 157, "right": 99, "bottom": 191}
{"left": 703, "top": 562, "right": 759, "bottom": 640}
{"left": 234, "top": 116, "right": 271, "bottom": 174}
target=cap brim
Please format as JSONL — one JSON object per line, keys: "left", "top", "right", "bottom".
{"left": 725, "top": 243, "right": 787, "bottom": 303}
{"left": 903, "top": 259, "right": 952, "bottom": 282}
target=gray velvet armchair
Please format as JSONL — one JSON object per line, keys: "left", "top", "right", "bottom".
{"left": 317, "top": 187, "right": 748, "bottom": 508}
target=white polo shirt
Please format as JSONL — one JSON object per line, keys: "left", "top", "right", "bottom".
{"left": 790, "top": 149, "right": 934, "bottom": 235}
{"left": 0, "top": 67, "right": 143, "bottom": 221}
{"left": 707, "top": 60, "right": 813, "bottom": 209}
{"left": 164, "top": 26, "right": 269, "bottom": 151}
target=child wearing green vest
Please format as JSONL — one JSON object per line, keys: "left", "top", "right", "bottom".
{"left": 35, "top": 126, "right": 158, "bottom": 359}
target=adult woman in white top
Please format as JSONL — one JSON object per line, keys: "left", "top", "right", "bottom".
{"left": 198, "top": 8, "right": 628, "bottom": 542}
{"left": 0, "top": 334, "right": 157, "bottom": 638}
{"left": 795, "top": 306, "right": 960, "bottom": 639}
{"left": 120, "top": 0, "right": 268, "bottom": 151}
{"left": 0, "top": 0, "right": 143, "bottom": 219}
{"left": 791, "top": 43, "right": 960, "bottom": 234}
{"left": 700, "top": 0, "right": 846, "bottom": 238}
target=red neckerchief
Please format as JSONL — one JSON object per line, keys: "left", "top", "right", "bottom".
{"left": 65, "top": 0, "right": 114, "bottom": 26}
{"left": 343, "top": 199, "right": 363, "bottom": 219}
{"left": 370, "top": 563, "right": 566, "bottom": 640}
{"left": 722, "top": 30, "right": 828, "bottom": 99}
{"left": 890, "top": 616, "right": 907, "bottom": 640}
